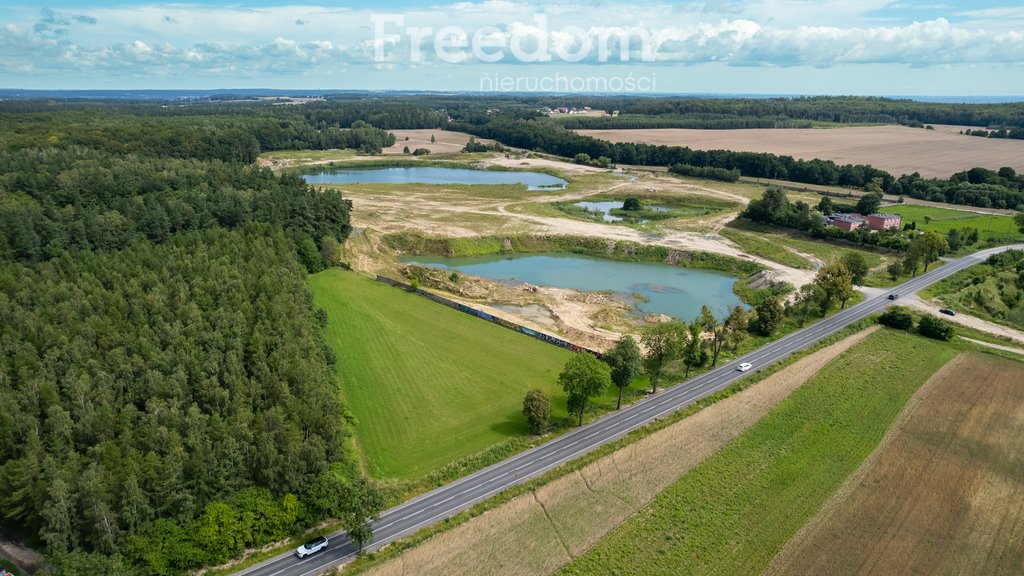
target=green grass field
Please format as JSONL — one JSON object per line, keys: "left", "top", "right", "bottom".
{"left": 562, "top": 328, "right": 957, "bottom": 576}
{"left": 718, "top": 227, "right": 814, "bottom": 269}
{"left": 886, "top": 205, "right": 1023, "bottom": 243}
{"left": 259, "top": 148, "right": 358, "bottom": 162}
{"left": 310, "top": 270, "right": 650, "bottom": 480}
{"left": 724, "top": 220, "right": 886, "bottom": 271}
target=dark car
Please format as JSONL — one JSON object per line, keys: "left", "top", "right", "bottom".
{"left": 888, "top": 293, "right": 899, "bottom": 300}
{"left": 939, "top": 308, "right": 957, "bottom": 316}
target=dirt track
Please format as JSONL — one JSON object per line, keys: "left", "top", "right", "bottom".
{"left": 767, "top": 351, "right": 1024, "bottom": 576}
{"left": 907, "top": 297, "right": 1024, "bottom": 345}
{"left": 344, "top": 171, "right": 815, "bottom": 290}
{"left": 579, "top": 125, "right": 1024, "bottom": 179}
{"left": 360, "top": 328, "right": 879, "bottom": 576}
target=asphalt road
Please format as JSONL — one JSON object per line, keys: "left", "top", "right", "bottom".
{"left": 235, "top": 244, "right": 1023, "bottom": 576}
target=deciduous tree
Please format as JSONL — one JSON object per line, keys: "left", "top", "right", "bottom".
{"left": 603, "top": 335, "right": 643, "bottom": 410}
{"left": 522, "top": 389, "right": 551, "bottom": 434}
{"left": 559, "top": 354, "right": 613, "bottom": 426}
{"left": 753, "top": 297, "right": 784, "bottom": 336}
{"left": 909, "top": 231, "right": 949, "bottom": 272}
{"left": 840, "top": 252, "right": 870, "bottom": 285}
{"left": 682, "top": 323, "right": 704, "bottom": 378}
{"left": 814, "top": 261, "right": 853, "bottom": 314}
{"left": 640, "top": 322, "right": 686, "bottom": 392}
{"left": 341, "top": 478, "right": 384, "bottom": 554}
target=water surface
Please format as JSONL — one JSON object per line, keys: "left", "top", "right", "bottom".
{"left": 574, "top": 200, "right": 668, "bottom": 222}
{"left": 402, "top": 253, "right": 744, "bottom": 320}
{"left": 304, "top": 166, "right": 567, "bottom": 190}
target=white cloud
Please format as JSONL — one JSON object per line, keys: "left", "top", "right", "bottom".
{"left": 1, "top": 2, "right": 1023, "bottom": 86}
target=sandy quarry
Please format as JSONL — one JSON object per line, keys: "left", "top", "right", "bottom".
{"left": 578, "top": 125, "right": 1024, "bottom": 179}
{"left": 334, "top": 160, "right": 816, "bottom": 349}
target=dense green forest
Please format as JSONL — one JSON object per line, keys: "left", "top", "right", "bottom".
{"left": 0, "top": 148, "right": 351, "bottom": 264}
{"left": 0, "top": 100, "right": 394, "bottom": 575}
{"left": 0, "top": 228, "right": 356, "bottom": 573}
{"left": 0, "top": 100, "right": 449, "bottom": 162}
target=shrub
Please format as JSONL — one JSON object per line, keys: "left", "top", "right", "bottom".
{"left": 878, "top": 306, "right": 914, "bottom": 330}
{"left": 918, "top": 314, "right": 955, "bottom": 340}
{"left": 522, "top": 389, "right": 551, "bottom": 435}
{"left": 412, "top": 148, "right": 431, "bottom": 156}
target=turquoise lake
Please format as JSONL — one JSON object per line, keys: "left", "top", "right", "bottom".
{"left": 401, "top": 253, "right": 744, "bottom": 320}
{"left": 304, "top": 167, "right": 568, "bottom": 190}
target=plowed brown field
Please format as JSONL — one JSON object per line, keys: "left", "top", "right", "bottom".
{"left": 578, "top": 126, "right": 1024, "bottom": 178}
{"left": 767, "top": 352, "right": 1024, "bottom": 576}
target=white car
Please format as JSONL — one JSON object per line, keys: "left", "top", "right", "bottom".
{"left": 736, "top": 362, "right": 753, "bottom": 372}
{"left": 296, "top": 536, "right": 329, "bottom": 558}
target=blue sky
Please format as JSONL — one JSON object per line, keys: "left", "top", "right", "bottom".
{"left": 2, "top": 1, "right": 1023, "bottom": 95}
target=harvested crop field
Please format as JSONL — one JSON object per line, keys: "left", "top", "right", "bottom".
{"left": 382, "top": 129, "right": 494, "bottom": 155}
{"left": 357, "top": 327, "right": 879, "bottom": 576}
{"left": 578, "top": 126, "right": 1024, "bottom": 178}
{"left": 767, "top": 351, "right": 1024, "bottom": 576}
{"left": 564, "top": 328, "right": 957, "bottom": 576}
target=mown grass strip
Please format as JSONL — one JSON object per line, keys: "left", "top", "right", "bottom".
{"left": 309, "top": 269, "right": 575, "bottom": 481}
{"left": 562, "top": 328, "right": 957, "bottom": 576}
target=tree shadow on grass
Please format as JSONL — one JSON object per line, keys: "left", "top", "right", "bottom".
{"left": 490, "top": 412, "right": 527, "bottom": 436}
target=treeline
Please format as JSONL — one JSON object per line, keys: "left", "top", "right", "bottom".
{"left": 0, "top": 227, "right": 373, "bottom": 574}
{"left": 668, "top": 163, "right": 740, "bottom": 182}
{"left": 451, "top": 116, "right": 894, "bottom": 189}
{"left": 0, "top": 101, "right": 375, "bottom": 574}
{"left": 539, "top": 96, "right": 1024, "bottom": 129}
{"left": 963, "top": 127, "right": 1024, "bottom": 140}
{"left": 891, "top": 167, "right": 1024, "bottom": 209}
{"left": 0, "top": 105, "right": 402, "bottom": 163}
{"left": 0, "top": 147, "right": 351, "bottom": 269}
{"left": 560, "top": 114, "right": 818, "bottom": 130}
{"left": 452, "top": 114, "right": 1024, "bottom": 210}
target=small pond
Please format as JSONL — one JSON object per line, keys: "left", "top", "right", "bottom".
{"left": 401, "top": 253, "right": 744, "bottom": 320}
{"left": 574, "top": 200, "right": 668, "bottom": 222}
{"left": 304, "top": 167, "right": 568, "bottom": 190}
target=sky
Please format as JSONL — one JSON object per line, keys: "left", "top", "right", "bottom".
{"left": 2, "top": 0, "right": 1023, "bottom": 95}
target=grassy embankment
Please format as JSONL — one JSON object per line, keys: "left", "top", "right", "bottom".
{"left": 564, "top": 328, "right": 958, "bottom": 576}
{"left": 721, "top": 219, "right": 886, "bottom": 272}
{"left": 383, "top": 232, "right": 766, "bottom": 280}
{"left": 919, "top": 250, "right": 1024, "bottom": 329}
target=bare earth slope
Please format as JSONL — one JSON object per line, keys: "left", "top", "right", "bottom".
{"left": 359, "top": 327, "right": 879, "bottom": 576}
{"left": 767, "top": 351, "right": 1024, "bottom": 576}
{"left": 578, "top": 126, "right": 1024, "bottom": 178}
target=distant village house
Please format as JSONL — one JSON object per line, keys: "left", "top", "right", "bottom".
{"left": 826, "top": 212, "right": 901, "bottom": 232}
{"left": 865, "top": 213, "right": 902, "bottom": 230}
